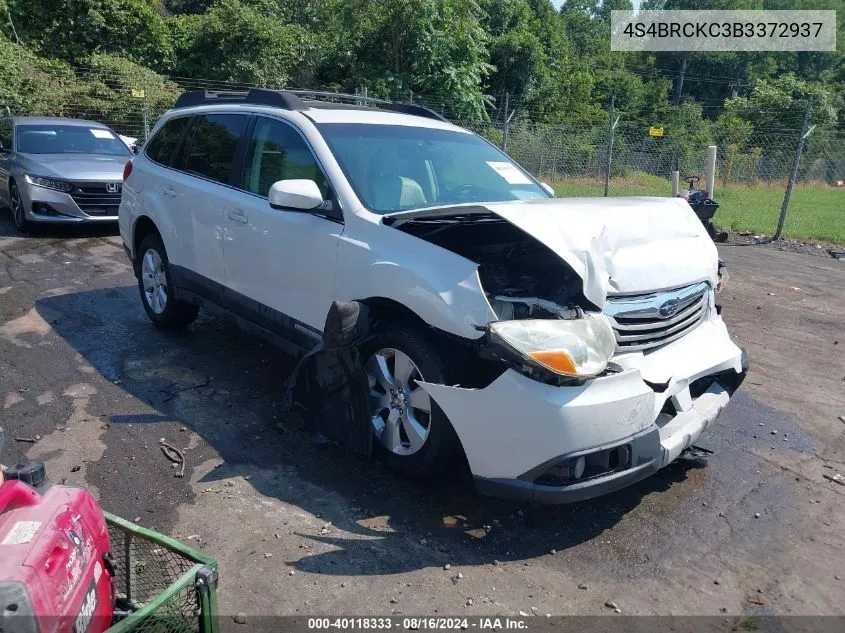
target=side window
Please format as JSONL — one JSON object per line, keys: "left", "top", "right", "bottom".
{"left": 243, "top": 117, "right": 329, "bottom": 198}
{"left": 145, "top": 116, "right": 190, "bottom": 166}
{"left": 177, "top": 114, "right": 248, "bottom": 184}
{"left": 0, "top": 120, "right": 12, "bottom": 150}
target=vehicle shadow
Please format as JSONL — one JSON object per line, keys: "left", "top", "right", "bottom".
{"left": 37, "top": 286, "right": 708, "bottom": 576}
{"left": 0, "top": 211, "right": 120, "bottom": 239}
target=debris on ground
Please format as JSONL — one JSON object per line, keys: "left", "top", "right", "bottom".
{"left": 828, "top": 249, "right": 845, "bottom": 260}
{"left": 838, "top": 415, "right": 845, "bottom": 424}
{"left": 444, "top": 564, "right": 451, "bottom": 570}
{"left": 788, "top": 286, "right": 802, "bottom": 292}
{"left": 746, "top": 596, "right": 765, "bottom": 606}
{"left": 159, "top": 440, "right": 186, "bottom": 477}
{"left": 162, "top": 377, "right": 211, "bottom": 402}
{"left": 754, "top": 513, "right": 761, "bottom": 518}
{"left": 233, "top": 613, "right": 247, "bottom": 625}
{"left": 70, "top": 465, "right": 81, "bottom": 472}
{"left": 14, "top": 436, "right": 39, "bottom": 443}
{"left": 578, "top": 583, "right": 588, "bottom": 590}
{"left": 823, "top": 473, "right": 845, "bottom": 486}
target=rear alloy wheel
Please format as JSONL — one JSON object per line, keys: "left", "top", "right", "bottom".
{"left": 141, "top": 247, "right": 169, "bottom": 315}
{"left": 136, "top": 233, "right": 199, "bottom": 330}
{"left": 362, "top": 325, "right": 460, "bottom": 474}
{"left": 9, "top": 181, "right": 30, "bottom": 232}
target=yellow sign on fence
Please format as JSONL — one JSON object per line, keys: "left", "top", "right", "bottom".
{"left": 131, "top": 89, "right": 146, "bottom": 99}
{"left": 648, "top": 126, "right": 664, "bottom": 137}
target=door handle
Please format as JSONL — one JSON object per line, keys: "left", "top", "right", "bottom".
{"left": 162, "top": 186, "right": 177, "bottom": 198}
{"left": 227, "top": 209, "right": 248, "bottom": 223}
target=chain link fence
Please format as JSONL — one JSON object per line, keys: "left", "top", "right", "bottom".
{"left": 3, "top": 65, "right": 844, "bottom": 207}
{"left": 460, "top": 121, "right": 845, "bottom": 188}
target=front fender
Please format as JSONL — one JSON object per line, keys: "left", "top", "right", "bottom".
{"left": 334, "top": 221, "right": 496, "bottom": 340}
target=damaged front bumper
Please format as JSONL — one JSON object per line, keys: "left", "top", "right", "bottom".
{"left": 419, "top": 318, "right": 747, "bottom": 504}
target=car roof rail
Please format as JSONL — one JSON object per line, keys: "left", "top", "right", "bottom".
{"left": 287, "top": 90, "right": 447, "bottom": 122}
{"left": 172, "top": 88, "right": 448, "bottom": 122}
{"left": 173, "top": 88, "right": 306, "bottom": 110}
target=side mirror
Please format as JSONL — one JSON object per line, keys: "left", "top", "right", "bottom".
{"left": 540, "top": 182, "right": 555, "bottom": 197}
{"left": 268, "top": 179, "right": 324, "bottom": 211}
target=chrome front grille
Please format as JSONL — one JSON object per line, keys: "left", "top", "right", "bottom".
{"left": 70, "top": 182, "right": 122, "bottom": 216}
{"left": 604, "top": 281, "right": 710, "bottom": 353}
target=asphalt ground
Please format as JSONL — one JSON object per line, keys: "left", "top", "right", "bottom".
{"left": 1, "top": 215, "right": 843, "bottom": 619}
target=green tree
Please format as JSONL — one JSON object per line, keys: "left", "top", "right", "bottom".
{"left": 6, "top": 0, "right": 172, "bottom": 69}
{"left": 316, "top": 0, "right": 493, "bottom": 120}
{"left": 170, "top": 0, "right": 316, "bottom": 87}
{"left": 723, "top": 74, "right": 837, "bottom": 130}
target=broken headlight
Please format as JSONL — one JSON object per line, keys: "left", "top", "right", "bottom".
{"left": 489, "top": 314, "right": 616, "bottom": 378}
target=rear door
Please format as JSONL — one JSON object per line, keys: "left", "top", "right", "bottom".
{"left": 221, "top": 115, "right": 343, "bottom": 339}
{"left": 165, "top": 112, "right": 250, "bottom": 288}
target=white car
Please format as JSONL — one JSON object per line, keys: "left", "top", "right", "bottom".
{"left": 118, "top": 89, "right": 747, "bottom": 503}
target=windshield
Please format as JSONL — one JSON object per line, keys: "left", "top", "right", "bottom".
{"left": 16, "top": 124, "right": 130, "bottom": 156}
{"left": 316, "top": 123, "right": 549, "bottom": 214}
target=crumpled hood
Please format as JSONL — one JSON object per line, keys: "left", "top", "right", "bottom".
{"left": 384, "top": 196, "right": 718, "bottom": 308}
{"left": 481, "top": 197, "right": 719, "bottom": 305}
{"left": 385, "top": 196, "right": 713, "bottom": 308}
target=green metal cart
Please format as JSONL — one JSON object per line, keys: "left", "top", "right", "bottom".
{"left": 103, "top": 512, "right": 219, "bottom": 633}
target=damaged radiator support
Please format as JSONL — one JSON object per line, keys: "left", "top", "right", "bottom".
{"left": 280, "top": 301, "right": 373, "bottom": 458}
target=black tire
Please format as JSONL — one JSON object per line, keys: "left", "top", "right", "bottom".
{"left": 361, "top": 323, "right": 461, "bottom": 475}
{"left": 9, "top": 180, "right": 31, "bottom": 233}
{"left": 136, "top": 233, "right": 199, "bottom": 330}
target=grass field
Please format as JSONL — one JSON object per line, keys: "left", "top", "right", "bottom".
{"left": 549, "top": 174, "right": 845, "bottom": 244}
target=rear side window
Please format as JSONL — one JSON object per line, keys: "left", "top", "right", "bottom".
{"left": 176, "top": 114, "right": 248, "bottom": 184}
{"left": 0, "top": 119, "right": 12, "bottom": 150}
{"left": 145, "top": 116, "right": 190, "bottom": 166}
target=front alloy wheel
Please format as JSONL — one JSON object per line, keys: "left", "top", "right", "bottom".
{"left": 367, "top": 348, "right": 432, "bottom": 456}
{"left": 9, "top": 181, "right": 28, "bottom": 231}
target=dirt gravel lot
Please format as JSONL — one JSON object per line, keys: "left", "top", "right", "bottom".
{"left": 1, "top": 215, "right": 844, "bottom": 620}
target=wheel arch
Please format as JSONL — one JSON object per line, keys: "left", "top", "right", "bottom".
{"left": 132, "top": 215, "right": 161, "bottom": 264}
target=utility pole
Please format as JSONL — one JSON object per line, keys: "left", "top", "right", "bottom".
{"left": 501, "top": 92, "right": 510, "bottom": 152}
{"left": 673, "top": 57, "right": 687, "bottom": 106}
{"left": 774, "top": 98, "right": 815, "bottom": 240}
{"left": 604, "top": 95, "right": 618, "bottom": 197}
{"left": 142, "top": 83, "right": 150, "bottom": 142}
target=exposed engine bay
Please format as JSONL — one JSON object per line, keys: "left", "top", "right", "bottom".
{"left": 388, "top": 212, "right": 594, "bottom": 320}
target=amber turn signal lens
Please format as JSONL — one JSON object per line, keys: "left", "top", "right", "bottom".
{"left": 528, "top": 350, "right": 577, "bottom": 375}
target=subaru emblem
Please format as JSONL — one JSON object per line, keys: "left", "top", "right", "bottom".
{"left": 659, "top": 298, "right": 681, "bottom": 318}
{"left": 106, "top": 183, "right": 120, "bottom": 193}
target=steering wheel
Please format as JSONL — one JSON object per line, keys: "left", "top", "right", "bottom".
{"left": 684, "top": 175, "right": 700, "bottom": 189}
{"left": 444, "top": 184, "right": 486, "bottom": 200}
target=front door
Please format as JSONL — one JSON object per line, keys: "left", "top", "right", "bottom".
{"left": 222, "top": 115, "right": 343, "bottom": 340}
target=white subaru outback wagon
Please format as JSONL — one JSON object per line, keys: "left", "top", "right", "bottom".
{"left": 119, "top": 89, "right": 747, "bottom": 503}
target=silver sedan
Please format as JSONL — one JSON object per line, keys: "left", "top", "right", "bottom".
{"left": 0, "top": 117, "right": 132, "bottom": 231}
